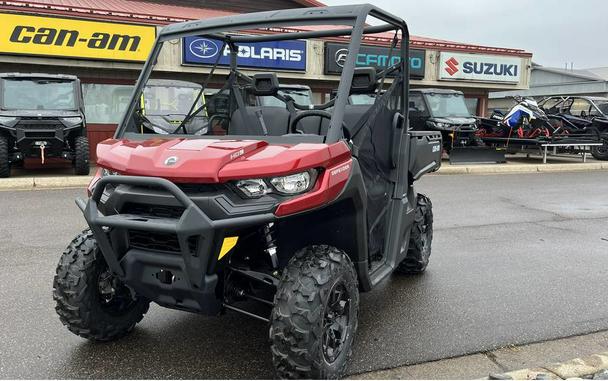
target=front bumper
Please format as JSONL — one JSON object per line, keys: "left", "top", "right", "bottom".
{"left": 78, "top": 175, "right": 275, "bottom": 314}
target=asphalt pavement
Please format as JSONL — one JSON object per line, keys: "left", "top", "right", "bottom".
{"left": 1, "top": 171, "right": 607, "bottom": 378}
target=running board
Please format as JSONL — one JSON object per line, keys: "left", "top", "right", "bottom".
{"left": 449, "top": 147, "right": 506, "bottom": 165}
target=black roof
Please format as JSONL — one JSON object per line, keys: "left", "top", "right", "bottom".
{"left": 158, "top": 4, "right": 406, "bottom": 42}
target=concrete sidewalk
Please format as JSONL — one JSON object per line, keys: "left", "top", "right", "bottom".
{"left": 351, "top": 330, "right": 608, "bottom": 380}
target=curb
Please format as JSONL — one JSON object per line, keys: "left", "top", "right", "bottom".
{"left": 0, "top": 176, "right": 92, "bottom": 191}
{"left": 487, "top": 352, "right": 608, "bottom": 380}
{"left": 436, "top": 162, "right": 608, "bottom": 175}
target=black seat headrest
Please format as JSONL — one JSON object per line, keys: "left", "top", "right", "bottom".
{"left": 251, "top": 73, "right": 280, "bottom": 96}
{"left": 351, "top": 67, "right": 377, "bottom": 94}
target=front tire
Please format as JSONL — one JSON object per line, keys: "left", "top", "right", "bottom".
{"left": 396, "top": 193, "right": 433, "bottom": 274}
{"left": 73, "top": 135, "right": 90, "bottom": 175}
{"left": 591, "top": 143, "right": 608, "bottom": 161}
{"left": 53, "top": 229, "right": 149, "bottom": 341}
{"left": 270, "top": 245, "right": 359, "bottom": 379}
{"left": 0, "top": 135, "right": 10, "bottom": 178}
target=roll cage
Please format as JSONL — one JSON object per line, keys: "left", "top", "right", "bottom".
{"left": 116, "top": 4, "right": 410, "bottom": 144}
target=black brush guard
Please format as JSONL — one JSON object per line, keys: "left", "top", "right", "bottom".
{"left": 76, "top": 175, "right": 275, "bottom": 314}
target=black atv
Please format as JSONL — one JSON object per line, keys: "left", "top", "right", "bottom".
{"left": 0, "top": 73, "right": 89, "bottom": 177}
{"left": 409, "top": 88, "right": 504, "bottom": 164}
{"left": 52, "top": 5, "right": 442, "bottom": 379}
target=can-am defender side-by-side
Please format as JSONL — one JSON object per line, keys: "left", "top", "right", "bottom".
{"left": 0, "top": 73, "right": 89, "bottom": 177}
{"left": 52, "top": 5, "right": 442, "bottom": 379}
{"left": 408, "top": 88, "right": 505, "bottom": 164}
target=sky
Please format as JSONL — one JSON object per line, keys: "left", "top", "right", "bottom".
{"left": 322, "top": 0, "right": 608, "bottom": 69}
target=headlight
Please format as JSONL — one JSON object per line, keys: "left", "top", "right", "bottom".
{"left": 234, "top": 170, "right": 317, "bottom": 199}
{"left": 234, "top": 178, "right": 270, "bottom": 198}
{"left": 0, "top": 116, "right": 17, "bottom": 126}
{"left": 270, "top": 171, "right": 314, "bottom": 195}
{"left": 61, "top": 117, "right": 83, "bottom": 126}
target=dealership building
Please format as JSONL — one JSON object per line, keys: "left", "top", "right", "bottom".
{"left": 0, "top": 0, "right": 532, "bottom": 156}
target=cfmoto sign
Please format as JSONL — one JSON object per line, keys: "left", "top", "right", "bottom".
{"left": 325, "top": 42, "right": 425, "bottom": 79}
{"left": 439, "top": 52, "right": 522, "bottom": 83}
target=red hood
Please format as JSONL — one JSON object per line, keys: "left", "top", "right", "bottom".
{"left": 96, "top": 138, "right": 351, "bottom": 183}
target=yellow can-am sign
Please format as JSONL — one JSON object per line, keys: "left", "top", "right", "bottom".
{"left": 0, "top": 13, "right": 156, "bottom": 62}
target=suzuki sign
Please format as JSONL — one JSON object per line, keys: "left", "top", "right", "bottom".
{"left": 438, "top": 52, "right": 522, "bottom": 83}
{"left": 182, "top": 36, "right": 306, "bottom": 71}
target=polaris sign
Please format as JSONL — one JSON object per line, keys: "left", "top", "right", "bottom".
{"left": 439, "top": 52, "right": 522, "bottom": 83}
{"left": 182, "top": 36, "right": 306, "bottom": 71}
{"left": 324, "top": 42, "right": 425, "bottom": 79}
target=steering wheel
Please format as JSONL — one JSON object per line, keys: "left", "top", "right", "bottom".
{"left": 289, "top": 110, "right": 350, "bottom": 139}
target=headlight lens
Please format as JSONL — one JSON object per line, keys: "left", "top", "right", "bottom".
{"left": 0, "top": 116, "right": 17, "bottom": 126}
{"left": 235, "top": 178, "right": 270, "bottom": 198}
{"left": 270, "top": 171, "right": 313, "bottom": 195}
{"left": 234, "top": 170, "right": 317, "bottom": 199}
{"left": 61, "top": 117, "right": 83, "bottom": 126}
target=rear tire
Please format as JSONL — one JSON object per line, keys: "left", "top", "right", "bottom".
{"left": 591, "top": 143, "right": 608, "bottom": 161}
{"left": 396, "top": 193, "right": 433, "bottom": 274}
{"left": 270, "top": 245, "right": 359, "bottom": 379}
{"left": 0, "top": 135, "right": 10, "bottom": 178}
{"left": 53, "top": 229, "right": 149, "bottom": 341}
{"left": 74, "top": 135, "right": 90, "bottom": 175}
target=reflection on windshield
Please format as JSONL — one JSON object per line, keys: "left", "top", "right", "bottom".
{"left": 349, "top": 94, "right": 376, "bottom": 105}
{"left": 140, "top": 82, "right": 210, "bottom": 135}
{"left": 424, "top": 93, "right": 471, "bottom": 118}
{"left": 143, "top": 84, "right": 201, "bottom": 115}
{"left": 259, "top": 89, "right": 312, "bottom": 107}
{"left": 596, "top": 102, "right": 608, "bottom": 115}
{"left": 2, "top": 79, "right": 76, "bottom": 110}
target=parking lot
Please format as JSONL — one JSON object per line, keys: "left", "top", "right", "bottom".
{"left": 1, "top": 170, "right": 607, "bottom": 378}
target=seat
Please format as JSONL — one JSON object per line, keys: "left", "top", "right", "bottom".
{"left": 229, "top": 106, "right": 291, "bottom": 136}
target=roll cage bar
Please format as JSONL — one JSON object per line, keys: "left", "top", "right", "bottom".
{"left": 117, "top": 4, "right": 410, "bottom": 144}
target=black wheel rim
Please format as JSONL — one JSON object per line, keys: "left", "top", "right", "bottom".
{"left": 322, "top": 281, "right": 351, "bottom": 364}
{"left": 595, "top": 146, "right": 608, "bottom": 155}
{"left": 98, "top": 269, "right": 137, "bottom": 315}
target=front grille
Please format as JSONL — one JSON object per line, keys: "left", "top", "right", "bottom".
{"left": 177, "top": 183, "right": 220, "bottom": 194}
{"left": 24, "top": 131, "right": 56, "bottom": 138}
{"left": 129, "top": 230, "right": 180, "bottom": 253}
{"left": 121, "top": 202, "right": 185, "bottom": 219}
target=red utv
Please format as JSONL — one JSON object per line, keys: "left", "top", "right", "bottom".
{"left": 52, "top": 5, "right": 441, "bottom": 379}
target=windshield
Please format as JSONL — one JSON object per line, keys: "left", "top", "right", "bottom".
{"left": 595, "top": 101, "right": 608, "bottom": 115}
{"left": 349, "top": 94, "right": 377, "bottom": 105}
{"left": 424, "top": 93, "right": 471, "bottom": 118}
{"left": 258, "top": 88, "right": 312, "bottom": 107}
{"left": 1, "top": 78, "right": 76, "bottom": 110}
{"left": 140, "top": 81, "right": 209, "bottom": 135}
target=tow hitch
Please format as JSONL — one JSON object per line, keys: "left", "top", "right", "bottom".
{"left": 34, "top": 141, "right": 47, "bottom": 164}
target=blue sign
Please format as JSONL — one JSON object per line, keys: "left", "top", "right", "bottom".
{"left": 182, "top": 37, "right": 306, "bottom": 71}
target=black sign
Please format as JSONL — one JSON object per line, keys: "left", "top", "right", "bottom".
{"left": 324, "top": 42, "right": 425, "bottom": 79}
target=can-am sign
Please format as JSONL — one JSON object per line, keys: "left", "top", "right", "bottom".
{"left": 324, "top": 42, "right": 425, "bottom": 79}
{"left": 182, "top": 36, "right": 306, "bottom": 71}
{"left": 0, "top": 13, "right": 156, "bottom": 62}
{"left": 439, "top": 52, "right": 522, "bottom": 83}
